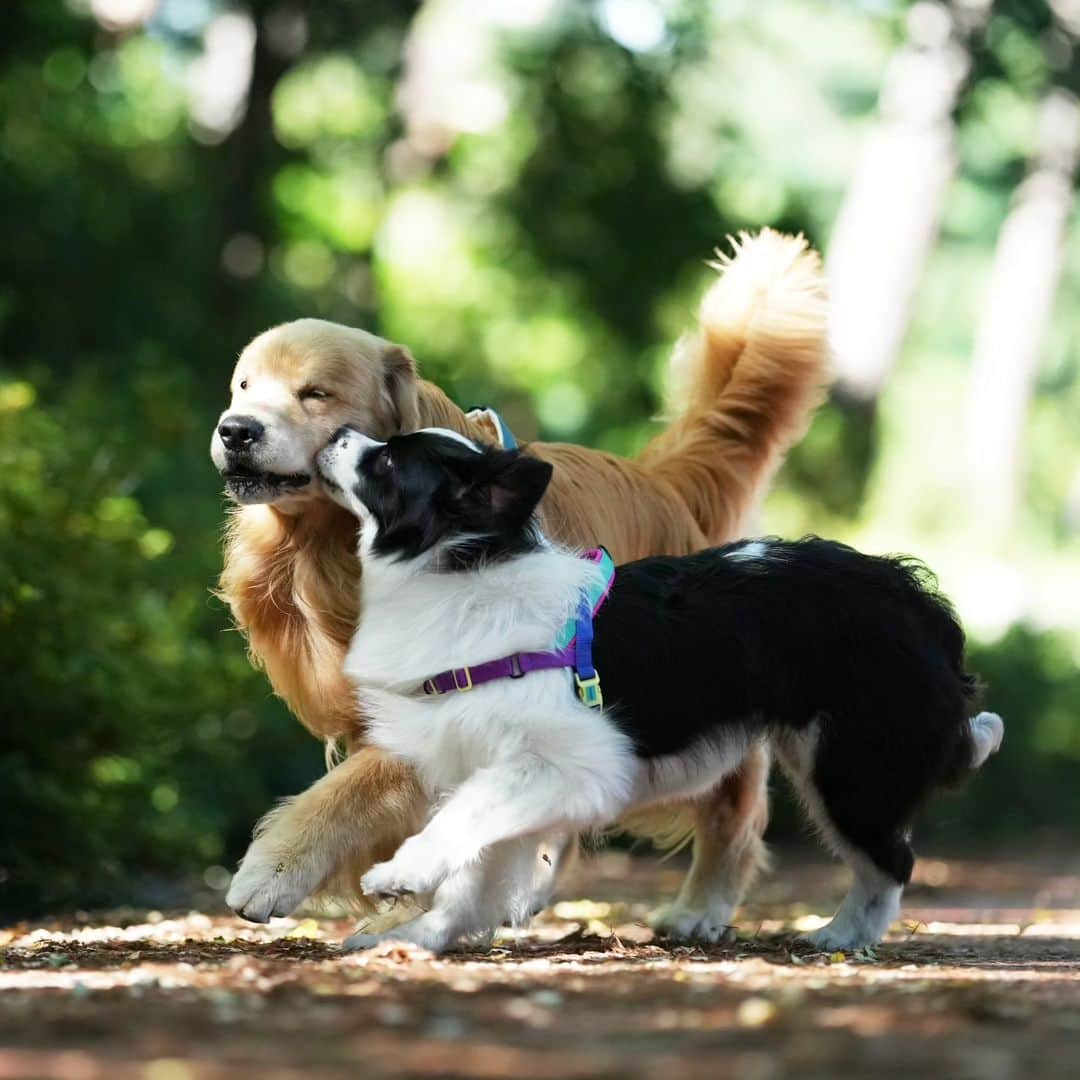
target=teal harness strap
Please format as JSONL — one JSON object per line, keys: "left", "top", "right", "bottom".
{"left": 492, "top": 409, "right": 517, "bottom": 449}
{"left": 554, "top": 548, "right": 615, "bottom": 650}
{"left": 468, "top": 407, "right": 518, "bottom": 449}
{"left": 559, "top": 547, "right": 615, "bottom": 709}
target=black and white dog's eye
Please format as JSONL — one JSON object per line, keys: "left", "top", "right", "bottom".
{"left": 239, "top": 379, "right": 248, "bottom": 390}
{"left": 298, "top": 386, "right": 330, "bottom": 401}
{"left": 373, "top": 447, "right": 393, "bottom": 475}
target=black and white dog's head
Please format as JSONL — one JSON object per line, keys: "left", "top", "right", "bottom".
{"left": 316, "top": 426, "right": 553, "bottom": 568}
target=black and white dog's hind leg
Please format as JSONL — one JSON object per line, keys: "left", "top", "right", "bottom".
{"left": 775, "top": 710, "right": 1004, "bottom": 952}
{"left": 774, "top": 721, "right": 910, "bottom": 951}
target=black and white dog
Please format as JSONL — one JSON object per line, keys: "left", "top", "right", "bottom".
{"left": 316, "top": 427, "right": 1004, "bottom": 954}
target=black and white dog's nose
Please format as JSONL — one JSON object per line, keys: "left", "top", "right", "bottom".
{"left": 329, "top": 425, "right": 355, "bottom": 446}
{"left": 218, "top": 415, "right": 265, "bottom": 451}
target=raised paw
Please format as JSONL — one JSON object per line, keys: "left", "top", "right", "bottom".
{"left": 649, "top": 902, "right": 736, "bottom": 945}
{"left": 361, "top": 840, "right": 446, "bottom": 899}
{"left": 360, "top": 861, "right": 413, "bottom": 899}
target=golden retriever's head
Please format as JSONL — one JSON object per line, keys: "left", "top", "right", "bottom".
{"left": 211, "top": 319, "right": 420, "bottom": 506}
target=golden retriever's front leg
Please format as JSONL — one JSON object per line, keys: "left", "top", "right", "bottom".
{"left": 650, "top": 742, "right": 771, "bottom": 943}
{"left": 226, "top": 748, "right": 428, "bottom": 921}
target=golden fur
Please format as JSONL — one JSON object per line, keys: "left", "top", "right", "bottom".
{"left": 218, "top": 230, "right": 828, "bottom": 916}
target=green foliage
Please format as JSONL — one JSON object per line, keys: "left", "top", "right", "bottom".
{"left": 958, "top": 627, "right": 1080, "bottom": 833}
{"left": 0, "top": 382, "right": 322, "bottom": 914}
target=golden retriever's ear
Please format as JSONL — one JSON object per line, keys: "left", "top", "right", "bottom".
{"left": 382, "top": 344, "right": 420, "bottom": 432}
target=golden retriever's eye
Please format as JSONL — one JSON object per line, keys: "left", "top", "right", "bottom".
{"left": 239, "top": 379, "right": 248, "bottom": 390}
{"left": 298, "top": 386, "right": 330, "bottom": 402}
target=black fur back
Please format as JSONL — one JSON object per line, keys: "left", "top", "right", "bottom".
{"left": 595, "top": 537, "right": 976, "bottom": 753}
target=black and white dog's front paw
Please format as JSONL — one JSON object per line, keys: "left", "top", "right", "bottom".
{"left": 343, "top": 919, "right": 452, "bottom": 954}
{"left": 797, "top": 922, "right": 879, "bottom": 952}
{"left": 360, "top": 838, "right": 447, "bottom": 899}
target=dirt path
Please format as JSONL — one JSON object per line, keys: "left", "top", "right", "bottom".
{"left": 2, "top": 852, "right": 1079, "bottom": 1078}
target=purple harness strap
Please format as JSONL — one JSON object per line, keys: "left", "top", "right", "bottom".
{"left": 420, "top": 548, "right": 614, "bottom": 707}
{"left": 421, "top": 645, "right": 574, "bottom": 695}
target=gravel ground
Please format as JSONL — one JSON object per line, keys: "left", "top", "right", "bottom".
{"left": 2, "top": 850, "right": 1079, "bottom": 1079}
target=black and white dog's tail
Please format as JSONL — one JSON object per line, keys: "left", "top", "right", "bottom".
{"left": 967, "top": 711, "right": 1005, "bottom": 770}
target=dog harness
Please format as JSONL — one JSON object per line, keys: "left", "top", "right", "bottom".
{"left": 467, "top": 406, "right": 518, "bottom": 449}
{"left": 421, "top": 547, "right": 615, "bottom": 708}
{"left": 490, "top": 409, "right": 517, "bottom": 449}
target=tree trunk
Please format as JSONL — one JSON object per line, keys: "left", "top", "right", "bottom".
{"left": 963, "top": 88, "right": 1080, "bottom": 536}
{"left": 827, "top": 0, "right": 991, "bottom": 403}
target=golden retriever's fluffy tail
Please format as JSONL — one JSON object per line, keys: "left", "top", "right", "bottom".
{"left": 641, "top": 229, "right": 829, "bottom": 541}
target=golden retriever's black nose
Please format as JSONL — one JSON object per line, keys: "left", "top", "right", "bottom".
{"left": 218, "top": 415, "right": 264, "bottom": 451}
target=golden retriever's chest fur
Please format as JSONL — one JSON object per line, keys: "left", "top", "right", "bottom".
{"left": 220, "top": 501, "right": 362, "bottom": 739}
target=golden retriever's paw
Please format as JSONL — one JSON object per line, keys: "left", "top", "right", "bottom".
{"left": 226, "top": 843, "right": 327, "bottom": 922}
{"left": 649, "top": 901, "right": 736, "bottom": 944}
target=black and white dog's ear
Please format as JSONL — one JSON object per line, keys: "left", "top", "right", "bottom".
{"left": 485, "top": 451, "right": 553, "bottom": 526}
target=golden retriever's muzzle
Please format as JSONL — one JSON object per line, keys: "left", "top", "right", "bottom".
{"left": 212, "top": 412, "right": 312, "bottom": 505}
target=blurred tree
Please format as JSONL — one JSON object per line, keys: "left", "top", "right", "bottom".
{"left": 964, "top": 87, "right": 1080, "bottom": 539}
{"left": 829, "top": 0, "right": 992, "bottom": 404}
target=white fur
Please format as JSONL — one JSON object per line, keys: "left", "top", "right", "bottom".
{"left": 800, "top": 854, "right": 902, "bottom": 951}
{"left": 422, "top": 427, "right": 482, "bottom": 452}
{"left": 318, "top": 429, "right": 383, "bottom": 515}
{"left": 969, "top": 711, "right": 1004, "bottom": 768}
{"left": 727, "top": 540, "right": 769, "bottom": 561}
{"left": 340, "top": 540, "right": 642, "bottom": 947}
{"left": 346, "top": 837, "right": 541, "bottom": 953}
{"left": 631, "top": 735, "right": 754, "bottom": 808}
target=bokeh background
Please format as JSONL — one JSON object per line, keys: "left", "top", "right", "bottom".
{"left": 2, "top": 0, "right": 1078, "bottom": 917}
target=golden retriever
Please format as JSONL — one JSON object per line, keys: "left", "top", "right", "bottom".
{"left": 213, "top": 230, "right": 828, "bottom": 941}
